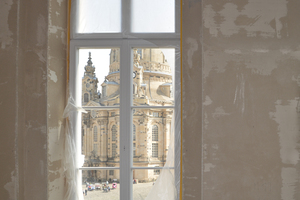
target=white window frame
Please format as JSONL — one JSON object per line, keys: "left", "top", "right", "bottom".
{"left": 70, "top": 1, "right": 181, "bottom": 200}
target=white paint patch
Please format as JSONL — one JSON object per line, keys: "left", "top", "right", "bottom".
{"left": 252, "top": 49, "right": 269, "bottom": 53}
{"left": 270, "top": 100, "right": 300, "bottom": 165}
{"left": 186, "top": 176, "right": 198, "bottom": 179}
{"left": 212, "top": 106, "right": 230, "bottom": 119}
{"left": 48, "top": 127, "right": 63, "bottom": 164}
{"left": 57, "top": 0, "right": 63, "bottom": 6}
{"left": 203, "top": 0, "right": 288, "bottom": 38}
{"left": 204, "top": 163, "right": 216, "bottom": 172}
{"left": 212, "top": 144, "right": 219, "bottom": 150}
{"left": 4, "top": 171, "right": 16, "bottom": 200}
{"left": 186, "top": 38, "right": 198, "bottom": 69}
{"left": 233, "top": 73, "right": 245, "bottom": 114}
{"left": 281, "top": 167, "right": 297, "bottom": 200}
{"left": 49, "top": 69, "right": 58, "bottom": 83}
{"left": 49, "top": 26, "right": 58, "bottom": 34}
{"left": 0, "top": 0, "right": 13, "bottom": 49}
{"left": 224, "top": 49, "right": 241, "bottom": 54}
{"left": 203, "top": 95, "right": 212, "bottom": 106}
{"left": 61, "top": 31, "right": 66, "bottom": 45}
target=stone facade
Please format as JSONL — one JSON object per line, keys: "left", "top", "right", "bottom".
{"left": 81, "top": 49, "right": 173, "bottom": 182}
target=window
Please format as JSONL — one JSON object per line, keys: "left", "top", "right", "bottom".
{"left": 70, "top": 1, "right": 180, "bottom": 199}
{"left": 112, "top": 125, "right": 117, "bottom": 141}
{"left": 112, "top": 143, "right": 117, "bottom": 157}
{"left": 133, "top": 124, "right": 136, "bottom": 141}
{"left": 152, "top": 125, "right": 158, "bottom": 141}
{"left": 84, "top": 93, "right": 89, "bottom": 102}
{"left": 152, "top": 143, "right": 158, "bottom": 158}
{"left": 109, "top": 170, "right": 114, "bottom": 176}
{"left": 133, "top": 143, "right": 136, "bottom": 157}
{"left": 154, "top": 166, "right": 160, "bottom": 175}
{"left": 93, "top": 126, "right": 97, "bottom": 142}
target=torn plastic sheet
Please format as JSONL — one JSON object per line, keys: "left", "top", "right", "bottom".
{"left": 145, "top": 113, "right": 177, "bottom": 200}
{"left": 63, "top": 96, "right": 86, "bottom": 200}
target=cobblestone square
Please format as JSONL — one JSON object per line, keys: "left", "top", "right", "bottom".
{"left": 82, "top": 182, "right": 154, "bottom": 200}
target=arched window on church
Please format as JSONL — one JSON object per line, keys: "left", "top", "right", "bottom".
{"left": 112, "top": 125, "right": 117, "bottom": 141}
{"left": 133, "top": 124, "right": 136, "bottom": 141}
{"left": 84, "top": 93, "right": 89, "bottom": 102}
{"left": 93, "top": 126, "right": 97, "bottom": 142}
{"left": 133, "top": 84, "right": 136, "bottom": 94}
{"left": 152, "top": 125, "right": 158, "bottom": 141}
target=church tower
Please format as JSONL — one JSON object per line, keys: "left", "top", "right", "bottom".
{"left": 82, "top": 52, "right": 99, "bottom": 105}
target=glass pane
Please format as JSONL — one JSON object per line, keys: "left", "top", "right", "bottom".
{"left": 131, "top": 0, "right": 175, "bottom": 33}
{"left": 132, "top": 109, "right": 174, "bottom": 167}
{"left": 133, "top": 169, "right": 175, "bottom": 200}
{"left": 81, "top": 109, "right": 120, "bottom": 168}
{"left": 77, "top": 0, "right": 121, "bottom": 33}
{"left": 81, "top": 170, "right": 120, "bottom": 199}
{"left": 132, "top": 48, "right": 175, "bottom": 106}
{"left": 79, "top": 48, "right": 120, "bottom": 107}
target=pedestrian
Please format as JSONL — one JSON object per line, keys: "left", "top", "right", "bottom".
{"left": 85, "top": 189, "right": 87, "bottom": 196}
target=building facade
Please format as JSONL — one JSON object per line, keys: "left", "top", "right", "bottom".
{"left": 81, "top": 49, "right": 173, "bottom": 182}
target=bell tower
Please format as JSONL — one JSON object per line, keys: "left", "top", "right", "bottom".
{"left": 82, "top": 52, "right": 99, "bottom": 105}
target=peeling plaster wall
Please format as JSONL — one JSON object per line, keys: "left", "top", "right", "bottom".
{"left": 0, "top": 0, "right": 67, "bottom": 199}
{"left": 47, "top": 0, "right": 67, "bottom": 199}
{"left": 183, "top": 0, "right": 300, "bottom": 199}
{"left": 182, "top": 1, "right": 203, "bottom": 199}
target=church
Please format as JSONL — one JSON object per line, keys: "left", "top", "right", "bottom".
{"left": 81, "top": 49, "right": 174, "bottom": 182}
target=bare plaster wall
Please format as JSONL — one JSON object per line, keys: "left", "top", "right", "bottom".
{"left": 182, "top": 0, "right": 203, "bottom": 199}
{"left": 0, "top": 0, "right": 67, "bottom": 199}
{"left": 183, "top": 0, "right": 300, "bottom": 199}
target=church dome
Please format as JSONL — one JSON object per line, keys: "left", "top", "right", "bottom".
{"left": 108, "top": 48, "right": 171, "bottom": 75}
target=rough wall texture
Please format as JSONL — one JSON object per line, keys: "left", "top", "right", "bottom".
{"left": 0, "top": 0, "right": 67, "bottom": 199}
{"left": 201, "top": 0, "right": 300, "bottom": 199}
{"left": 47, "top": 0, "right": 67, "bottom": 199}
{"left": 182, "top": 0, "right": 203, "bottom": 199}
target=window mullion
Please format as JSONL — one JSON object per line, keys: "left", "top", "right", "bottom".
{"left": 119, "top": 40, "right": 133, "bottom": 200}
{"left": 122, "top": 0, "right": 131, "bottom": 37}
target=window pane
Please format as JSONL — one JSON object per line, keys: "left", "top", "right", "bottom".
{"left": 131, "top": 0, "right": 175, "bottom": 33}
{"left": 81, "top": 109, "right": 120, "bottom": 167}
{"left": 132, "top": 48, "right": 175, "bottom": 106}
{"left": 77, "top": 0, "right": 121, "bottom": 33}
{"left": 79, "top": 48, "right": 120, "bottom": 107}
{"left": 81, "top": 170, "right": 120, "bottom": 199}
{"left": 132, "top": 109, "right": 174, "bottom": 167}
{"left": 132, "top": 169, "right": 175, "bottom": 200}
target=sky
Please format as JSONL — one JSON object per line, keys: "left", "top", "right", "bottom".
{"left": 78, "top": 0, "right": 175, "bottom": 33}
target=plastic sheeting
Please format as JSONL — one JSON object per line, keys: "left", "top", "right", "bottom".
{"left": 63, "top": 97, "right": 86, "bottom": 200}
{"left": 145, "top": 114, "right": 177, "bottom": 200}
